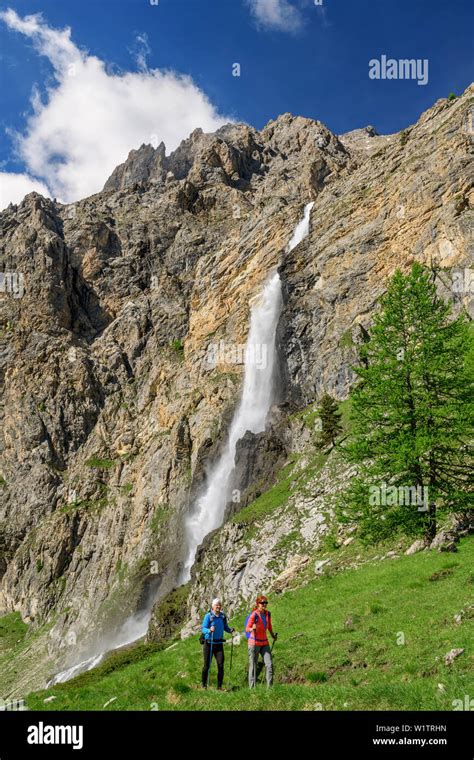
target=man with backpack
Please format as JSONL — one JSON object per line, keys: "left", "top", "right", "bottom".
{"left": 245, "top": 594, "right": 277, "bottom": 688}
{"left": 201, "top": 598, "right": 234, "bottom": 689}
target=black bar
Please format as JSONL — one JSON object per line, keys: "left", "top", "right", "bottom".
{"left": 0, "top": 711, "right": 472, "bottom": 758}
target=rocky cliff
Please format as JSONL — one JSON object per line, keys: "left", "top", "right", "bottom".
{"left": 0, "top": 85, "right": 472, "bottom": 690}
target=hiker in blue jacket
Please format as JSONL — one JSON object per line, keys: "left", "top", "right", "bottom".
{"left": 201, "top": 598, "right": 234, "bottom": 689}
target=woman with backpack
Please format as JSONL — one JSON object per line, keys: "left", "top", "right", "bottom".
{"left": 201, "top": 598, "right": 234, "bottom": 689}
{"left": 245, "top": 594, "right": 277, "bottom": 688}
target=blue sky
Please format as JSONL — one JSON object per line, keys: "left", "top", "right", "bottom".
{"left": 0, "top": 0, "right": 472, "bottom": 206}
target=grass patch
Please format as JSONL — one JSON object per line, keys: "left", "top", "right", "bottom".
{"left": 115, "top": 560, "right": 129, "bottom": 583}
{"left": 231, "top": 459, "right": 298, "bottom": 529}
{"left": 338, "top": 329, "right": 355, "bottom": 349}
{"left": 169, "top": 339, "right": 184, "bottom": 359}
{"left": 0, "top": 613, "right": 28, "bottom": 656}
{"left": 59, "top": 496, "right": 111, "bottom": 514}
{"left": 400, "top": 129, "right": 409, "bottom": 146}
{"left": 85, "top": 457, "right": 117, "bottom": 470}
{"left": 26, "top": 536, "right": 474, "bottom": 711}
{"left": 338, "top": 398, "right": 353, "bottom": 435}
{"left": 150, "top": 504, "right": 171, "bottom": 534}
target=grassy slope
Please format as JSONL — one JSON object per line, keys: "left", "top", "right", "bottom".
{"left": 0, "top": 612, "right": 57, "bottom": 698}
{"left": 26, "top": 535, "right": 473, "bottom": 711}
{"left": 0, "top": 611, "right": 28, "bottom": 655}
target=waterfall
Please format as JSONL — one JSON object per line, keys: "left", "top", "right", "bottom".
{"left": 180, "top": 201, "right": 314, "bottom": 582}
{"left": 47, "top": 610, "right": 150, "bottom": 686}
{"left": 48, "top": 202, "right": 314, "bottom": 685}
{"left": 287, "top": 201, "right": 314, "bottom": 250}
{"left": 180, "top": 274, "right": 282, "bottom": 582}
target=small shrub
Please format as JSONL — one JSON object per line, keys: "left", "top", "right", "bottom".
{"left": 307, "top": 671, "right": 327, "bottom": 683}
{"left": 173, "top": 681, "right": 191, "bottom": 694}
{"left": 170, "top": 339, "right": 184, "bottom": 358}
{"left": 369, "top": 601, "right": 385, "bottom": 614}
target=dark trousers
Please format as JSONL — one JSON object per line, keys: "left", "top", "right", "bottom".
{"left": 202, "top": 641, "right": 224, "bottom": 687}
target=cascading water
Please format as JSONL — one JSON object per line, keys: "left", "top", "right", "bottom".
{"left": 287, "top": 201, "right": 314, "bottom": 250}
{"left": 179, "top": 274, "right": 283, "bottom": 582}
{"left": 47, "top": 610, "right": 150, "bottom": 686}
{"left": 48, "top": 201, "right": 314, "bottom": 685}
{"left": 180, "top": 201, "right": 314, "bottom": 583}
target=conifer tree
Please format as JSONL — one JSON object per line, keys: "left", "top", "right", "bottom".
{"left": 338, "top": 263, "right": 473, "bottom": 544}
{"left": 317, "top": 393, "right": 343, "bottom": 449}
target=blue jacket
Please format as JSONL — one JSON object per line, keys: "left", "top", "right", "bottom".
{"left": 201, "top": 611, "right": 232, "bottom": 643}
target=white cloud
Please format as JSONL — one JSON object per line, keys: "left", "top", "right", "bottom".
{"left": 129, "top": 33, "right": 151, "bottom": 72}
{"left": 0, "top": 171, "right": 50, "bottom": 209}
{"left": 0, "top": 9, "right": 230, "bottom": 205}
{"left": 245, "top": 0, "right": 303, "bottom": 32}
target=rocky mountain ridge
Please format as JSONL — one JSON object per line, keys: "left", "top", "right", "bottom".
{"left": 0, "top": 84, "right": 472, "bottom": 691}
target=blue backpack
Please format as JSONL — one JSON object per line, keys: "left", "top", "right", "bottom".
{"left": 245, "top": 610, "right": 270, "bottom": 639}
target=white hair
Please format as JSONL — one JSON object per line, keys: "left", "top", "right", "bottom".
{"left": 211, "top": 598, "right": 222, "bottom": 607}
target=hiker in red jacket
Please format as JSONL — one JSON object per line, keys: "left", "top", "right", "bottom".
{"left": 246, "top": 594, "right": 277, "bottom": 687}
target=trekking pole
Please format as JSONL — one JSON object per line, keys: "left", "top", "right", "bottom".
{"left": 271, "top": 632, "right": 278, "bottom": 653}
{"left": 269, "top": 633, "right": 278, "bottom": 685}
{"left": 229, "top": 634, "right": 234, "bottom": 688}
{"left": 207, "top": 630, "right": 214, "bottom": 688}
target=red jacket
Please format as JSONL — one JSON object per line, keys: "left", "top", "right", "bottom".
{"left": 246, "top": 609, "right": 273, "bottom": 646}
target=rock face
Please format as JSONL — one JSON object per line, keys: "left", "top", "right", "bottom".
{"left": 0, "top": 85, "right": 473, "bottom": 684}
{"left": 178, "top": 435, "right": 355, "bottom": 639}
{"left": 278, "top": 89, "right": 473, "bottom": 405}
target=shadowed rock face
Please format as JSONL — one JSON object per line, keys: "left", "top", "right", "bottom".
{"left": 0, "top": 85, "right": 472, "bottom": 682}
